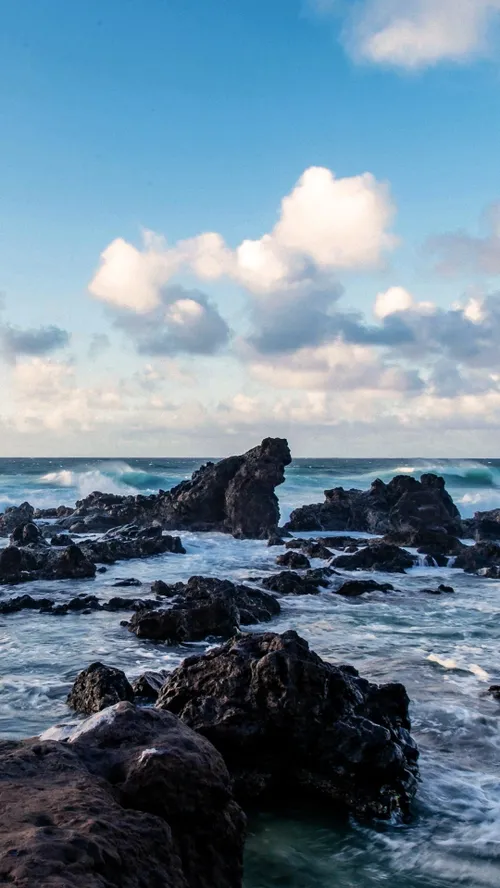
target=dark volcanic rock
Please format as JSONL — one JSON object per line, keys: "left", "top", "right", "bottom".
{"left": 333, "top": 579, "right": 394, "bottom": 597}
{"left": 454, "top": 542, "right": 500, "bottom": 574}
{"left": 383, "top": 529, "right": 464, "bottom": 555}
{"left": 0, "top": 593, "right": 54, "bottom": 615}
{"left": 332, "top": 542, "right": 415, "bottom": 573}
{"left": 276, "top": 550, "right": 311, "bottom": 570}
{"left": 285, "top": 538, "right": 335, "bottom": 559}
{"left": 0, "top": 702, "right": 245, "bottom": 888}
{"left": 10, "top": 521, "right": 45, "bottom": 546}
{"left": 132, "top": 669, "right": 170, "bottom": 701}
{"left": 156, "top": 630, "right": 419, "bottom": 821}
{"left": 0, "top": 501, "right": 34, "bottom": 536}
{"left": 80, "top": 524, "right": 185, "bottom": 564}
{"left": 113, "top": 577, "right": 143, "bottom": 587}
{"left": 488, "top": 685, "right": 500, "bottom": 700}
{"left": 58, "top": 438, "right": 291, "bottom": 540}
{"left": 50, "top": 533, "right": 74, "bottom": 546}
{"left": 127, "top": 576, "right": 280, "bottom": 643}
{"left": 67, "top": 662, "right": 135, "bottom": 714}
{"left": 0, "top": 542, "right": 97, "bottom": 584}
{"left": 261, "top": 571, "right": 322, "bottom": 595}
{"left": 286, "top": 473, "right": 461, "bottom": 536}
{"left": 463, "top": 508, "right": 500, "bottom": 541}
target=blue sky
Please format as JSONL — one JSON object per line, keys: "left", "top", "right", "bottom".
{"left": 1, "top": 0, "right": 500, "bottom": 456}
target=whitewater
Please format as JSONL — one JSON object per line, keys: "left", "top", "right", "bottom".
{"left": 1, "top": 456, "right": 500, "bottom": 887}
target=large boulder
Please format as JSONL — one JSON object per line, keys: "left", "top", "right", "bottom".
{"left": 261, "top": 571, "right": 323, "bottom": 595}
{"left": 58, "top": 438, "right": 291, "bottom": 540}
{"left": 67, "top": 662, "right": 135, "bottom": 714}
{"left": 332, "top": 542, "right": 415, "bottom": 573}
{"left": 156, "top": 631, "right": 419, "bottom": 821}
{"left": 0, "top": 703, "right": 245, "bottom": 888}
{"left": 462, "top": 508, "right": 500, "bottom": 541}
{"left": 285, "top": 473, "right": 461, "bottom": 536}
{"left": 276, "top": 550, "right": 311, "bottom": 570}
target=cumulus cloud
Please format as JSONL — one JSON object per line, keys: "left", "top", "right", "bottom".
{"left": 113, "top": 284, "right": 230, "bottom": 356}
{"left": 89, "top": 166, "right": 396, "bottom": 306}
{"left": 342, "top": 0, "right": 500, "bottom": 69}
{"left": 427, "top": 203, "right": 500, "bottom": 277}
{"left": 0, "top": 323, "right": 70, "bottom": 363}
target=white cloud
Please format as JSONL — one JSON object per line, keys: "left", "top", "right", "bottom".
{"left": 374, "top": 286, "right": 435, "bottom": 318}
{"left": 89, "top": 166, "right": 396, "bottom": 308}
{"left": 313, "top": 0, "right": 500, "bottom": 70}
{"left": 89, "top": 232, "right": 181, "bottom": 313}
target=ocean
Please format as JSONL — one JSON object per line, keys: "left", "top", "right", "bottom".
{"left": 1, "top": 456, "right": 500, "bottom": 887}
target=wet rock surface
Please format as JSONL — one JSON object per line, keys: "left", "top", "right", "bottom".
{"left": 261, "top": 571, "right": 324, "bottom": 595}
{"left": 276, "top": 550, "right": 311, "bottom": 570}
{"left": 333, "top": 579, "right": 394, "bottom": 597}
{"left": 0, "top": 702, "right": 245, "bottom": 888}
{"left": 156, "top": 630, "right": 419, "bottom": 821}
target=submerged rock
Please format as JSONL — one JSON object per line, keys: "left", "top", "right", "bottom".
{"left": 57, "top": 437, "right": 291, "bottom": 539}
{"left": 285, "top": 474, "right": 461, "bottom": 536}
{"left": 156, "top": 630, "right": 419, "bottom": 821}
{"left": 332, "top": 542, "right": 415, "bottom": 573}
{"left": 67, "top": 662, "right": 135, "bottom": 714}
{"left": 0, "top": 702, "right": 245, "bottom": 888}
{"left": 333, "top": 579, "right": 394, "bottom": 597}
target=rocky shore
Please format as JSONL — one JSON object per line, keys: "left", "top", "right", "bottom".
{"left": 2, "top": 438, "right": 499, "bottom": 887}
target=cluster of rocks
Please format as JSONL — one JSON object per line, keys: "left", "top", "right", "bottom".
{"left": 284, "top": 473, "right": 462, "bottom": 536}
{"left": 125, "top": 576, "right": 281, "bottom": 643}
{"left": 0, "top": 521, "right": 185, "bottom": 585}
{"left": 66, "top": 631, "right": 419, "bottom": 824}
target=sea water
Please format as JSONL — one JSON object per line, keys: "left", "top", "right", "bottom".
{"left": 1, "top": 456, "right": 500, "bottom": 887}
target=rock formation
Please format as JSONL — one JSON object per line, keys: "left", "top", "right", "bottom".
{"left": 285, "top": 474, "right": 461, "bottom": 536}
{"left": 156, "top": 630, "right": 419, "bottom": 821}
{"left": 0, "top": 703, "right": 245, "bottom": 888}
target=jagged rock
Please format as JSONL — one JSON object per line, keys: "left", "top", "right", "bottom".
{"left": 286, "top": 474, "right": 461, "bottom": 536}
{"left": 67, "top": 662, "right": 135, "bottom": 714}
{"left": 454, "top": 542, "right": 500, "bottom": 574}
{"left": 0, "top": 703, "right": 245, "bottom": 888}
{"left": 0, "top": 501, "right": 34, "bottom": 535}
{"left": 103, "top": 596, "right": 157, "bottom": 612}
{"left": 57, "top": 438, "right": 291, "bottom": 540}
{"left": 34, "top": 504, "right": 74, "bottom": 519}
{"left": 261, "top": 571, "right": 322, "bottom": 595}
{"left": 383, "top": 529, "right": 464, "bottom": 554}
{"left": 127, "top": 576, "right": 280, "bottom": 643}
{"left": 488, "top": 685, "right": 500, "bottom": 700}
{"left": 151, "top": 579, "right": 179, "bottom": 597}
{"left": 276, "top": 550, "right": 311, "bottom": 570}
{"left": 156, "top": 631, "right": 419, "bottom": 821}
{"left": 132, "top": 670, "right": 170, "bottom": 701}
{"left": 79, "top": 524, "right": 185, "bottom": 564}
{"left": 50, "top": 595, "right": 101, "bottom": 615}
{"left": 333, "top": 579, "right": 394, "bottom": 597}
{"left": 332, "top": 542, "right": 415, "bottom": 573}
{"left": 462, "top": 508, "right": 500, "bottom": 541}
{"left": 0, "top": 542, "right": 97, "bottom": 584}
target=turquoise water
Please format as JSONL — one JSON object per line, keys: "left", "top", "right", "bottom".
{"left": 1, "top": 457, "right": 500, "bottom": 887}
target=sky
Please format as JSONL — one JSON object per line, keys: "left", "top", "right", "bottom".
{"left": 1, "top": 0, "right": 500, "bottom": 457}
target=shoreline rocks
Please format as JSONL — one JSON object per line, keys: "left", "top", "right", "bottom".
{"left": 156, "top": 630, "right": 419, "bottom": 821}
{"left": 285, "top": 474, "right": 462, "bottom": 537}
{"left": 0, "top": 702, "right": 245, "bottom": 888}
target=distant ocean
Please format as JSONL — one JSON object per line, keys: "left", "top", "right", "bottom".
{"left": 1, "top": 456, "right": 500, "bottom": 888}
